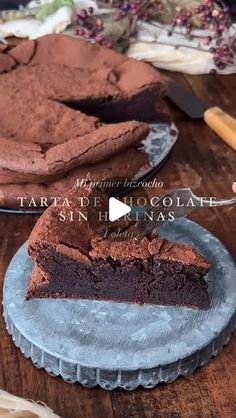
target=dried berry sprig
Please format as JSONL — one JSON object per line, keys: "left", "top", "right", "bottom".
{"left": 74, "top": 7, "right": 113, "bottom": 48}
{"left": 74, "top": 0, "right": 236, "bottom": 73}
{"left": 209, "top": 30, "right": 236, "bottom": 73}
{"left": 112, "top": 0, "right": 164, "bottom": 24}
{"left": 167, "top": 0, "right": 234, "bottom": 73}
{"left": 175, "top": 1, "right": 230, "bottom": 35}
{"left": 74, "top": 0, "right": 166, "bottom": 48}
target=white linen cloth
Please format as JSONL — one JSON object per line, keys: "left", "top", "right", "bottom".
{"left": 127, "top": 21, "right": 236, "bottom": 74}
{"left": 0, "top": 389, "right": 61, "bottom": 418}
{"left": 0, "top": 0, "right": 73, "bottom": 39}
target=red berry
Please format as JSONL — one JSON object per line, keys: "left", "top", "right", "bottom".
{"left": 79, "top": 9, "right": 88, "bottom": 19}
{"left": 95, "top": 34, "right": 104, "bottom": 43}
{"left": 218, "top": 12, "right": 225, "bottom": 21}
{"left": 88, "top": 29, "right": 96, "bottom": 38}
{"left": 96, "top": 21, "right": 104, "bottom": 31}
{"left": 222, "top": 45, "right": 229, "bottom": 53}
{"left": 106, "top": 41, "right": 113, "bottom": 49}
{"left": 76, "top": 28, "right": 85, "bottom": 36}
{"left": 218, "top": 23, "right": 225, "bottom": 32}
{"left": 86, "top": 22, "right": 93, "bottom": 30}
{"left": 113, "top": 12, "right": 121, "bottom": 21}
{"left": 218, "top": 62, "right": 226, "bottom": 70}
{"left": 96, "top": 18, "right": 103, "bottom": 27}
{"left": 214, "top": 52, "right": 221, "bottom": 60}
{"left": 202, "top": 36, "right": 210, "bottom": 45}
{"left": 175, "top": 16, "right": 183, "bottom": 25}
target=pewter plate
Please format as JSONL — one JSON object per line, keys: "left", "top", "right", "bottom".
{"left": 3, "top": 219, "right": 236, "bottom": 390}
{"left": 0, "top": 122, "right": 178, "bottom": 214}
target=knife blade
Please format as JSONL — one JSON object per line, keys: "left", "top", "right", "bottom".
{"left": 166, "top": 79, "right": 236, "bottom": 151}
{"left": 166, "top": 80, "right": 209, "bottom": 119}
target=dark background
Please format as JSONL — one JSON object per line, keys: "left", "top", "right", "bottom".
{"left": 220, "top": 0, "right": 236, "bottom": 20}
{"left": 0, "top": 0, "right": 29, "bottom": 9}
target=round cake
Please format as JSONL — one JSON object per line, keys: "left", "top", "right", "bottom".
{"left": 0, "top": 34, "right": 169, "bottom": 208}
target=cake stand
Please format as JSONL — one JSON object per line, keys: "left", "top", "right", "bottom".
{"left": 3, "top": 219, "right": 236, "bottom": 390}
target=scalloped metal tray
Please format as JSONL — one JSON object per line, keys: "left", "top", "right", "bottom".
{"left": 3, "top": 219, "right": 236, "bottom": 389}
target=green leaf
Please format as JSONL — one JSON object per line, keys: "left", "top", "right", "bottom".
{"left": 35, "top": 0, "right": 73, "bottom": 21}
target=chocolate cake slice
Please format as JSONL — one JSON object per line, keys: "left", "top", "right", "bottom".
{"left": 27, "top": 186, "right": 211, "bottom": 309}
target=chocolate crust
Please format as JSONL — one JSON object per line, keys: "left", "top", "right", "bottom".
{"left": 0, "top": 121, "right": 149, "bottom": 184}
{"left": 0, "top": 147, "right": 149, "bottom": 208}
{"left": 0, "top": 53, "right": 16, "bottom": 73}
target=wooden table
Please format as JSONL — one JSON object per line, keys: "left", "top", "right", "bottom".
{"left": 0, "top": 71, "right": 235, "bottom": 418}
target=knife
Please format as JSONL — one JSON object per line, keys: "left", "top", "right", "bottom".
{"left": 166, "top": 80, "right": 236, "bottom": 151}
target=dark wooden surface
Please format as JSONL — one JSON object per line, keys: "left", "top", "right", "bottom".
{"left": 0, "top": 70, "right": 235, "bottom": 418}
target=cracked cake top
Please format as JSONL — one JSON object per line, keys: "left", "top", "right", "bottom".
{"left": 0, "top": 35, "right": 168, "bottom": 185}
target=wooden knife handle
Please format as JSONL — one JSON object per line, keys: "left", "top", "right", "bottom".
{"left": 204, "top": 107, "right": 236, "bottom": 151}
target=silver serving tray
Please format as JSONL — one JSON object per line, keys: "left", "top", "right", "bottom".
{"left": 3, "top": 218, "right": 236, "bottom": 390}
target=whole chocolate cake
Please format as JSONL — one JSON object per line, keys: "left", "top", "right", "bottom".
{"left": 28, "top": 185, "right": 211, "bottom": 309}
{"left": 0, "top": 34, "right": 168, "bottom": 187}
